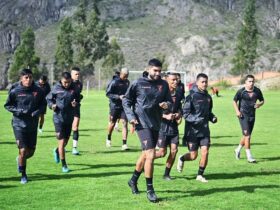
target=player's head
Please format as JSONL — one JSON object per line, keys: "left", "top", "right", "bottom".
{"left": 61, "top": 72, "right": 72, "bottom": 89}
{"left": 71, "top": 67, "right": 80, "bottom": 81}
{"left": 166, "top": 71, "right": 178, "bottom": 90}
{"left": 120, "top": 67, "right": 129, "bottom": 80}
{"left": 176, "top": 73, "right": 181, "bottom": 83}
{"left": 20, "top": 69, "right": 33, "bottom": 87}
{"left": 196, "top": 73, "right": 208, "bottom": 91}
{"left": 147, "top": 58, "right": 162, "bottom": 81}
{"left": 39, "top": 75, "right": 48, "bottom": 86}
{"left": 244, "top": 74, "right": 255, "bottom": 90}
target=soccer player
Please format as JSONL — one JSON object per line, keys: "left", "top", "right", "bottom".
{"left": 71, "top": 67, "right": 83, "bottom": 155}
{"left": 233, "top": 75, "right": 264, "bottom": 163}
{"left": 155, "top": 72, "right": 184, "bottom": 180}
{"left": 123, "top": 58, "right": 171, "bottom": 203}
{"left": 36, "top": 75, "right": 51, "bottom": 133}
{"left": 46, "top": 72, "right": 79, "bottom": 173}
{"left": 4, "top": 69, "right": 46, "bottom": 184}
{"left": 177, "top": 73, "right": 217, "bottom": 183}
{"left": 106, "top": 68, "right": 130, "bottom": 150}
{"left": 177, "top": 73, "right": 185, "bottom": 97}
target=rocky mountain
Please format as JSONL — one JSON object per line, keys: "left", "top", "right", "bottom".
{"left": 0, "top": 0, "right": 280, "bottom": 88}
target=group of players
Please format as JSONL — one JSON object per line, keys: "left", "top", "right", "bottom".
{"left": 4, "top": 67, "right": 83, "bottom": 183}
{"left": 4, "top": 58, "right": 264, "bottom": 203}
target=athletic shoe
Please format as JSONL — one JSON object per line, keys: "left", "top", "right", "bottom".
{"left": 122, "top": 144, "right": 129, "bottom": 151}
{"left": 177, "top": 155, "right": 184, "bottom": 173}
{"left": 62, "top": 166, "right": 70, "bottom": 173}
{"left": 247, "top": 157, "right": 256, "bottom": 163}
{"left": 128, "top": 180, "right": 139, "bottom": 194}
{"left": 234, "top": 149, "right": 240, "bottom": 160}
{"left": 163, "top": 175, "right": 172, "bottom": 181}
{"left": 72, "top": 147, "right": 80, "bottom": 155}
{"left": 38, "top": 128, "right": 43, "bottom": 134}
{"left": 147, "top": 190, "right": 158, "bottom": 203}
{"left": 196, "top": 175, "right": 208, "bottom": 183}
{"left": 20, "top": 176, "right": 28, "bottom": 184}
{"left": 106, "top": 140, "right": 111, "bottom": 148}
{"left": 53, "top": 148, "right": 60, "bottom": 163}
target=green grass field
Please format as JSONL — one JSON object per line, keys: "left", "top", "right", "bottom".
{"left": 0, "top": 90, "right": 279, "bottom": 210}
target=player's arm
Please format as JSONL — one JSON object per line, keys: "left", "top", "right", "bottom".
{"left": 122, "top": 82, "right": 137, "bottom": 124}
{"left": 255, "top": 90, "right": 264, "bottom": 109}
{"left": 32, "top": 89, "right": 47, "bottom": 117}
{"left": 106, "top": 80, "right": 121, "bottom": 100}
{"left": 182, "top": 95, "right": 203, "bottom": 124}
{"left": 46, "top": 89, "right": 57, "bottom": 111}
{"left": 4, "top": 91, "right": 25, "bottom": 116}
{"left": 233, "top": 90, "right": 242, "bottom": 118}
{"left": 208, "top": 97, "right": 217, "bottom": 123}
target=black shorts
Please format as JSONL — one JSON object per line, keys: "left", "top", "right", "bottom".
{"left": 110, "top": 109, "right": 127, "bottom": 122}
{"left": 74, "top": 106, "right": 81, "bottom": 118}
{"left": 157, "top": 133, "right": 179, "bottom": 148}
{"left": 187, "top": 136, "right": 210, "bottom": 152}
{"left": 239, "top": 116, "right": 255, "bottom": 136}
{"left": 54, "top": 123, "right": 72, "bottom": 140}
{"left": 13, "top": 127, "right": 37, "bottom": 149}
{"left": 42, "top": 105, "right": 47, "bottom": 115}
{"left": 136, "top": 128, "right": 159, "bottom": 150}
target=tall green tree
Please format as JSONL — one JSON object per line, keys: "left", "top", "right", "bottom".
{"left": 155, "top": 52, "right": 168, "bottom": 71}
{"left": 54, "top": 17, "right": 74, "bottom": 79}
{"left": 231, "top": 0, "right": 258, "bottom": 76}
{"left": 102, "top": 38, "right": 125, "bottom": 78}
{"left": 9, "top": 27, "right": 40, "bottom": 82}
{"left": 73, "top": 0, "right": 109, "bottom": 77}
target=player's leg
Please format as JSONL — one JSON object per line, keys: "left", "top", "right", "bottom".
{"left": 155, "top": 133, "right": 167, "bottom": 158}
{"left": 72, "top": 116, "right": 80, "bottom": 155}
{"left": 196, "top": 138, "right": 210, "bottom": 182}
{"left": 245, "top": 118, "right": 256, "bottom": 163}
{"left": 38, "top": 114, "right": 45, "bottom": 133}
{"left": 106, "top": 110, "right": 119, "bottom": 147}
{"left": 164, "top": 141, "right": 178, "bottom": 180}
{"left": 121, "top": 112, "right": 129, "bottom": 150}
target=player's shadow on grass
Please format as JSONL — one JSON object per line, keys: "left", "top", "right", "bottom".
{"left": 0, "top": 141, "right": 14, "bottom": 145}
{"left": 38, "top": 134, "right": 91, "bottom": 139}
{"left": 158, "top": 184, "right": 280, "bottom": 199}
{"left": 0, "top": 184, "right": 17, "bottom": 189}
{"left": 211, "top": 142, "right": 267, "bottom": 147}
{"left": 258, "top": 156, "right": 280, "bottom": 162}
{"left": 95, "top": 148, "right": 140, "bottom": 154}
{"left": 211, "top": 135, "right": 238, "bottom": 139}
{"left": 206, "top": 170, "right": 280, "bottom": 180}
{"left": 79, "top": 128, "right": 106, "bottom": 132}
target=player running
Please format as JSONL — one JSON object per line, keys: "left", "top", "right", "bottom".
{"left": 46, "top": 72, "right": 79, "bottom": 173}
{"left": 154, "top": 72, "right": 184, "bottom": 180}
{"left": 233, "top": 75, "right": 264, "bottom": 163}
{"left": 177, "top": 73, "right": 217, "bottom": 183}
{"left": 123, "top": 59, "right": 172, "bottom": 202}
{"left": 4, "top": 69, "right": 46, "bottom": 184}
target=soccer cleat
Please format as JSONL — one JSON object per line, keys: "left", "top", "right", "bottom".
{"left": 147, "top": 190, "right": 158, "bottom": 203}
{"left": 72, "top": 147, "right": 80, "bottom": 155}
{"left": 163, "top": 175, "right": 172, "bottom": 181}
{"left": 62, "top": 166, "right": 70, "bottom": 173}
{"left": 38, "top": 128, "right": 43, "bottom": 134}
{"left": 177, "top": 155, "right": 184, "bottom": 173}
{"left": 247, "top": 157, "right": 256, "bottom": 163}
{"left": 53, "top": 148, "right": 60, "bottom": 163}
{"left": 234, "top": 149, "right": 241, "bottom": 160}
{"left": 106, "top": 140, "right": 111, "bottom": 148}
{"left": 20, "top": 176, "right": 28, "bottom": 184}
{"left": 122, "top": 144, "right": 129, "bottom": 151}
{"left": 196, "top": 175, "right": 208, "bottom": 183}
{"left": 128, "top": 180, "right": 140, "bottom": 194}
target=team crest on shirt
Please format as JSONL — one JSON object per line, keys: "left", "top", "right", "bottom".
{"left": 32, "top": 92, "right": 38, "bottom": 97}
{"left": 157, "top": 85, "right": 163, "bottom": 92}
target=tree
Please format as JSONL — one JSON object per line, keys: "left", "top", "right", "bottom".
{"left": 9, "top": 27, "right": 40, "bottom": 82}
{"left": 231, "top": 0, "right": 258, "bottom": 76}
{"left": 155, "top": 52, "right": 168, "bottom": 71}
{"left": 102, "top": 38, "right": 125, "bottom": 78}
{"left": 73, "top": 0, "right": 109, "bottom": 77}
{"left": 54, "top": 17, "right": 74, "bottom": 79}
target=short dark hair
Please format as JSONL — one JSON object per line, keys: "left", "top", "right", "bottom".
{"left": 20, "top": 69, "right": 33, "bottom": 76}
{"left": 148, "top": 58, "right": 162, "bottom": 67}
{"left": 71, "top": 67, "right": 80, "bottom": 72}
{"left": 245, "top": 74, "right": 255, "bottom": 81}
{"left": 142, "top": 71, "right": 148, "bottom": 77}
{"left": 196, "top": 73, "right": 208, "bottom": 81}
{"left": 61, "top": 72, "right": 72, "bottom": 80}
{"left": 177, "top": 73, "right": 181, "bottom": 78}
{"left": 40, "top": 75, "right": 48, "bottom": 82}
{"left": 166, "top": 71, "right": 178, "bottom": 77}
{"left": 115, "top": 71, "right": 120, "bottom": 76}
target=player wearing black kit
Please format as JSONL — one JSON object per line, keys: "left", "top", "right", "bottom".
{"left": 177, "top": 73, "right": 217, "bottom": 183}
{"left": 46, "top": 72, "right": 79, "bottom": 173}
{"left": 123, "top": 59, "right": 172, "bottom": 203}
{"left": 233, "top": 75, "right": 264, "bottom": 163}
{"left": 4, "top": 69, "right": 46, "bottom": 184}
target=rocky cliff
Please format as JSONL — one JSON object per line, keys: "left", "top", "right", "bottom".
{"left": 0, "top": 0, "right": 280, "bottom": 88}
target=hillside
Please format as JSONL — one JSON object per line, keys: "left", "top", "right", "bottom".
{"left": 0, "top": 0, "right": 280, "bottom": 88}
